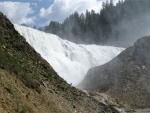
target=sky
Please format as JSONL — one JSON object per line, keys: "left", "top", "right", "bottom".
{"left": 0, "top": 0, "right": 120, "bottom": 27}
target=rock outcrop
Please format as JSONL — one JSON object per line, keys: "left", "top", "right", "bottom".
{"left": 79, "top": 36, "right": 150, "bottom": 108}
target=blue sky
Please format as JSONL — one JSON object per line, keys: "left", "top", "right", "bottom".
{"left": 0, "top": 0, "right": 120, "bottom": 27}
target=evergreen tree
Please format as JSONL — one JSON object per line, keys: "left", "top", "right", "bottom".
{"left": 44, "top": 0, "right": 150, "bottom": 47}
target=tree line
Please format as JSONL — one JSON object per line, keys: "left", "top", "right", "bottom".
{"left": 44, "top": 0, "right": 150, "bottom": 47}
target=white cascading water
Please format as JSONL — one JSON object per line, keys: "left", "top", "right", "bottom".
{"left": 14, "top": 24, "right": 124, "bottom": 86}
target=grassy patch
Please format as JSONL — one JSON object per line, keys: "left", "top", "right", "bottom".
{"left": 0, "top": 41, "right": 40, "bottom": 92}
{"left": 20, "top": 106, "right": 28, "bottom": 113}
{"left": 14, "top": 99, "right": 29, "bottom": 113}
{"left": 0, "top": 47, "right": 20, "bottom": 74}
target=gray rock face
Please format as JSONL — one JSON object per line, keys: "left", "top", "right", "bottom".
{"left": 79, "top": 36, "right": 150, "bottom": 108}
{"left": 134, "top": 36, "right": 150, "bottom": 65}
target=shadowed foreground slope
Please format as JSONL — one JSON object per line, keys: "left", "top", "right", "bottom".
{"left": 79, "top": 36, "right": 150, "bottom": 108}
{"left": 0, "top": 12, "right": 119, "bottom": 113}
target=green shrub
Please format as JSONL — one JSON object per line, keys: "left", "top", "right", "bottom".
{"left": 0, "top": 45, "right": 40, "bottom": 92}
{"left": 22, "top": 73, "right": 41, "bottom": 93}
{"left": 20, "top": 106, "right": 28, "bottom": 113}
{"left": 5, "top": 87, "right": 13, "bottom": 94}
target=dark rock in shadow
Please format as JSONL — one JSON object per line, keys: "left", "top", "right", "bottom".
{"left": 78, "top": 36, "right": 150, "bottom": 108}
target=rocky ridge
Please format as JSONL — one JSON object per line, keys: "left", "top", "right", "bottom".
{"left": 79, "top": 36, "right": 150, "bottom": 109}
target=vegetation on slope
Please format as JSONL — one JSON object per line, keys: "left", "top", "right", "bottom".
{"left": 0, "top": 11, "right": 73, "bottom": 98}
{"left": 0, "top": 12, "right": 119, "bottom": 113}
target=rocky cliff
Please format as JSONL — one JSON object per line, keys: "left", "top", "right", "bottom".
{"left": 0, "top": 12, "right": 119, "bottom": 113}
{"left": 79, "top": 36, "right": 150, "bottom": 108}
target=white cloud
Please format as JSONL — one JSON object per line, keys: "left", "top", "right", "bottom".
{"left": 39, "top": 0, "right": 120, "bottom": 22}
{"left": 0, "top": 1, "right": 36, "bottom": 25}
{"left": 32, "top": 3, "right": 37, "bottom": 7}
{"left": 39, "top": 0, "right": 102, "bottom": 22}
